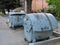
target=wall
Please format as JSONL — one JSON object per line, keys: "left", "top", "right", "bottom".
{"left": 32, "top": 0, "right": 49, "bottom": 12}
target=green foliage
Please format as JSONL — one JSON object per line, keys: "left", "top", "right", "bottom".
{"left": 0, "top": 0, "right": 20, "bottom": 14}
{"left": 0, "top": 0, "right": 20, "bottom": 9}
{"left": 47, "top": 0, "right": 60, "bottom": 18}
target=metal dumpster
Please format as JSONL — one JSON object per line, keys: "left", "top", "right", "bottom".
{"left": 24, "top": 13, "right": 58, "bottom": 43}
{"left": 9, "top": 11, "right": 25, "bottom": 28}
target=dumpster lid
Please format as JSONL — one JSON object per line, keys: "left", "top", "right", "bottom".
{"left": 26, "top": 13, "right": 58, "bottom": 32}
{"left": 9, "top": 11, "right": 25, "bottom": 15}
{"left": 45, "top": 13, "right": 58, "bottom": 29}
{"left": 26, "top": 13, "right": 51, "bottom": 32}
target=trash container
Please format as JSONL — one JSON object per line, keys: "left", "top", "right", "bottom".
{"left": 24, "top": 13, "right": 58, "bottom": 43}
{"left": 9, "top": 11, "right": 25, "bottom": 28}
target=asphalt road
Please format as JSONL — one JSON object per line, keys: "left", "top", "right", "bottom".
{"left": 0, "top": 16, "right": 28, "bottom": 45}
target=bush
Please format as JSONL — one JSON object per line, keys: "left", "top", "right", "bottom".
{"left": 47, "top": 0, "right": 60, "bottom": 18}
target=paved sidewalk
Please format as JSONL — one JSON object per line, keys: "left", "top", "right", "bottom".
{"left": 0, "top": 16, "right": 28, "bottom": 45}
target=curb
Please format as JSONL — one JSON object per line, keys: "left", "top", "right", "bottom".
{"left": 29, "top": 37, "right": 60, "bottom": 45}
{"left": 53, "top": 31, "right": 60, "bottom": 37}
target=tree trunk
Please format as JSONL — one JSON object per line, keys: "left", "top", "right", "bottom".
{"left": 27, "top": 0, "right": 32, "bottom": 13}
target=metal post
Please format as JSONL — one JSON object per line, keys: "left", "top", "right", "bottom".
{"left": 42, "top": 0, "right": 43, "bottom": 9}
{"left": 25, "top": 0, "right": 27, "bottom": 13}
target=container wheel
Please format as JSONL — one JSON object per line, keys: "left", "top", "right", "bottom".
{"left": 24, "top": 38, "right": 27, "bottom": 41}
{"left": 9, "top": 22, "right": 12, "bottom": 28}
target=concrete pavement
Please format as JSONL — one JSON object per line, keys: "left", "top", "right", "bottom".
{"left": 0, "top": 16, "right": 28, "bottom": 45}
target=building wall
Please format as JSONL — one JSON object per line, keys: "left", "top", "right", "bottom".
{"left": 32, "top": 0, "right": 49, "bottom": 12}
{"left": 19, "top": 0, "right": 49, "bottom": 12}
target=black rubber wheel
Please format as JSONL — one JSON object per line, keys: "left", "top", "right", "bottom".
{"left": 24, "top": 38, "right": 33, "bottom": 43}
{"left": 24, "top": 38, "right": 27, "bottom": 41}
{"left": 28, "top": 41, "right": 32, "bottom": 43}
{"left": 46, "top": 37, "right": 50, "bottom": 40}
{"left": 9, "top": 26, "right": 12, "bottom": 28}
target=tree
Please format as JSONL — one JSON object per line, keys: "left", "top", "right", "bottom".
{"left": 47, "top": 0, "right": 60, "bottom": 18}
{"left": 27, "top": 0, "right": 32, "bottom": 13}
{"left": 0, "top": 0, "right": 20, "bottom": 14}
